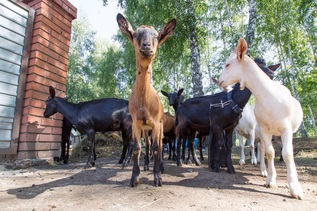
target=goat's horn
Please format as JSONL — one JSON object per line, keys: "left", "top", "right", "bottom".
{"left": 56, "top": 90, "right": 63, "bottom": 96}
{"left": 211, "top": 77, "right": 219, "bottom": 85}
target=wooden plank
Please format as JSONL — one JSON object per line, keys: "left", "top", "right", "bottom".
{"left": 0, "top": 25, "right": 24, "bottom": 45}
{"left": 0, "top": 71, "right": 19, "bottom": 84}
{"left": 0, "top": 59, "right": 20, "bottom": 75}
{"left": 0, "top": 105, "right": 15, "bottom": 118}
{"left": 0, "top": 2, "right": 27, "bottom": 26}
{"left": 0, "top": 16, "right": 26, "bottom": 36}
{"left": 0, "top": 121, "right": 13, "bottom": 130}
{"left": 0, "top": 117, "right": 13, "bottom": 123}
{"left": 0, "top": 82, "right": 17, "bottom": 96}
{"left": 0, "top": 141, "right": 11, "bottom": 149}
{"left": 0, "top": 0, "right": 28, "bottom": 18}
{"left": 0, "top": 37, "right": 23, "bottom": 56}
{"left": 0, "top": 93, "right": 17, "bottom": 106}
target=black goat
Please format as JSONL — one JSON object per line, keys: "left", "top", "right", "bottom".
{"left": 43, "top": 86, "right": 132, "bottom": 168}
{"left": 162, "top": 88, "right": 206, "bottom": 162}
{"left": 143, "top": 112, "right": 176, "bottom": 171}
{"left": 175, "top": 59, "right": 279, "bottom": 170}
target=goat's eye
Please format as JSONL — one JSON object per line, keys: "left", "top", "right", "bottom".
{"left": 225, "top": 63, "right": 230, "bottom": 68}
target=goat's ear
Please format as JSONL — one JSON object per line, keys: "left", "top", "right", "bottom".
{"left": 49, "top": 86, "right": 55, "bottom": 98}
{"left": 177, "top": 88, "right": 184, "bottom": 96}
{"left": 161, "top": 90, "right": 168, "bottom": 97}
{"left": 236, "top": 38, "right": 247, "bottom": 61}
{"left": 158, "top": 18, "right": 176, "bottom": 46}
{"left": 117, "top": 13, "right": 134, "bottom": 43}
{"left": 268, "top": 63, "right": 281, "bottom": 72}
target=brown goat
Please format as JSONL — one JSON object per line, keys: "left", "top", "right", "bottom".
{"left": 117, "top": 13, "right": 176, "bottom": 187}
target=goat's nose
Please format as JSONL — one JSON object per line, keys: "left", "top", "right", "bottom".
{"left": 142, "top": 41, "right": 151, "bottom": 48}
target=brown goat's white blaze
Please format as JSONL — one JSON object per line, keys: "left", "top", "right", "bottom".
{"left": 218, "top": 38, "right": 303, "bottom": 200}
{"left": 117, "top": 13, "right": 176, "bottom": 187}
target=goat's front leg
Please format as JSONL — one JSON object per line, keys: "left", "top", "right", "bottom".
{"left": 238, "top": 133, "right": 245, "bottom": 165}
{"left": 225, "top": 129, "right": 235, "bottom": 174}
{"left": 281, "top": 128, "right": 303, "bottom": 199}
{"left": 151, "top": 124, "right": 163, "bottom": 186}
{"left": 85, "top": 131, "right": 95, "bottom": 168}
{"left": 119, "top": 131, "right": 129, "bottom": 164}
{"left": 260, "top": 129, "right": 275, "bottom": 187}
{"left": 130, "top": 125, "right": 141, "bottom": 187}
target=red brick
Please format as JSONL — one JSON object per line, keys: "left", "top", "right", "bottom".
{"left": 19, "top": 133, "right": 39, "bottom": 142}
{"left": 37, "top": 150, "right": 60, "bottom": 158}
{"left": 47, "top": 57, "right": 67, "bottom": 70}
{"left": 50, "top": 142, "right": 61, "bottom": 150}
{"left": 17, "top": 151, "right": 37, "bottom": 160}
{"left": 39, "top": 134, "right": 60, "bottom": 142}
{"left": 21, "top": 116, "right": 43, "bottom": 125}
{"left": 23, "top": 98, "right": 45, "bottom": 109}
{"left": 41, "top": 118, "right": 63, "bottom": 127}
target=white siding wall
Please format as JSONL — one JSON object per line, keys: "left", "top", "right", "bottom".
{"left": 0, "top": 0, "right": 29, "bottom": 148}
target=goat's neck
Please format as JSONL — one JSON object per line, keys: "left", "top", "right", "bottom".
{"left": 241, "top": 61, "right": 274, "bottom": 102}
{"left": 232, "top": 84, "right": 252, "bottom": 109}
{"left": 135, "top": 61, "right": 153, "bottom": 94}
{"left": 55, "top": 98, "right": 79, "bottom": 125}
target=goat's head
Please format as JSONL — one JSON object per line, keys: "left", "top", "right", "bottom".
{"left": 43, "top": 86, "right": 70, "bottom": 118}
{"left": 218, "top": 38, "right": 248, "bottom": 88}
{"left": 161, "top": 88, "right": 184, "bottom": 107}
{"left": 116, "top": 13, "right": 176, "bottom": 67}
{"left": 218, "top": 38, "right": 280, "bottom": 89}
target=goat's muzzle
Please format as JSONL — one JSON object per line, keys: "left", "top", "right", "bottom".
{"left": 140, "top": 49, "right": 154, "bottom": 58}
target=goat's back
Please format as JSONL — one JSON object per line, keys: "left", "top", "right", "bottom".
{"left": 75, "top": 98, "right": 130, "bottom": 133}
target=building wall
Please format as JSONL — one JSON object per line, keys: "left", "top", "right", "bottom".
{"left": 18, "top": 0, "right": 77, "bottom": 160}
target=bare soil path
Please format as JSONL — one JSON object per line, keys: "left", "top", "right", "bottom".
{"left": 0, "top": 142, "right": 316, "bottom": 211}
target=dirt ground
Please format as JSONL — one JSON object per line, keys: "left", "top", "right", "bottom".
{"left": 0, "top": 138, "right": 316, "bottom": 211}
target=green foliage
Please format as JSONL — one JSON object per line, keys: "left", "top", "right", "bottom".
{"left": 69, "top": 0, "right": 317, "bottom": 136}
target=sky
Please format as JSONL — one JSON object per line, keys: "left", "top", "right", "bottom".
{"left": 68, "top": 0, "right": 123, "bottom": 40}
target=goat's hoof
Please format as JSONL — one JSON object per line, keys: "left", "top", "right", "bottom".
{"left": 195, "top": 160, "right": 202, "bottom": 166}
{"left": 227, "top": 167, "right": 236, "bottom": 174}
{"left": 289, "top": 182, "right": 303, "bottom": 200}
{"left": 265, "top": 180, "right": 277, "bottom": 188}
{"left": 260, "top": 170, "right": 268, "bottom": 177}
{"left": 118, "top": 159, "right": 124, "bottom": 164}
{"left": 211, "top": 167, "right": 220, "bottom": 173}
{"left": 144, "top": 166, "right": 149, "bottom": 171}
{"left": 130, "top": 176, "right": 139, "bottom": 187}
{"left": 239, "top": 160, "right": 245, "bottom": 165}
{"left": 251, "top": 158, "right": 257, "bottom": 165}
{"left": 177, "top": 161, "right": 183, "bottom": 167}
{"left": 154, "top": 174, "right": 162, "bottom": 187}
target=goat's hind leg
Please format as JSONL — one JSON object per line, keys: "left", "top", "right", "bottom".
{"left": 188, "top": 131, "right": 201, "bottom": 166}
{"left": 281, "top": 128, "right": 303, "bottom": 199}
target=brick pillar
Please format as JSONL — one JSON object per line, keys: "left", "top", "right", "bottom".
{"left": 18, "top": 0, "right": 77, "bottom": 160}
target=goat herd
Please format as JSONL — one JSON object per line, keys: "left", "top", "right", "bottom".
{"left": 43, "top": 14, "right": 303, "bottom": 200}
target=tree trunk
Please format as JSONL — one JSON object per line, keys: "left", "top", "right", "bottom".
{"left": 308, "top": 105, "right": 317, "bottom": 137}
{"left": 245, "top": 0, "right": 257, "bottom": 50}
{"left": 189, "top": 30, "right": 204, "bottom": 97}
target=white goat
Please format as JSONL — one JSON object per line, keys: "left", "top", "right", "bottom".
{"left": 235, "top": 103, "right": 259, "bottom": 165}
{"left": 218, "top": 38, "right": 303, "bottom": 199}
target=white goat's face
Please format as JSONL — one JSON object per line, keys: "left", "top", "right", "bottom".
{"left": 218, "top": 38, "right": 248, "bottom": 89}
{"left": 218, "top": 52, "right": 242, "bottom": 88}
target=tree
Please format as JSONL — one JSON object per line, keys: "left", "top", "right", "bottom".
{"left": 67, "top": 14, "right": 97, "bottom": 102}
